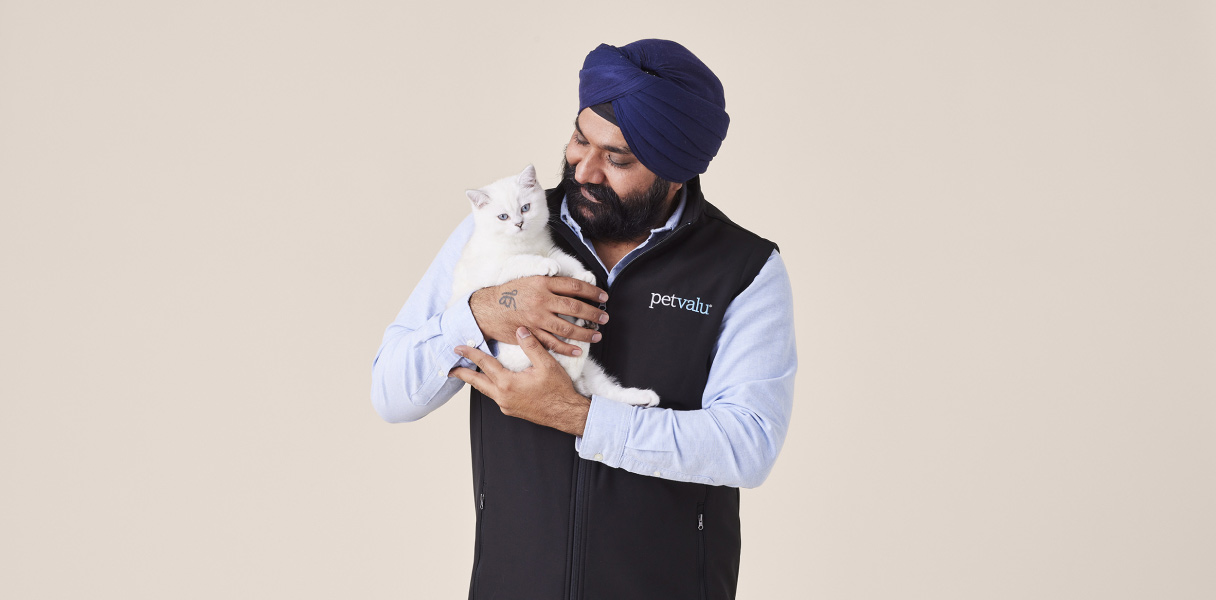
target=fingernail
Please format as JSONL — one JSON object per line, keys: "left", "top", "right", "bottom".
{"left": 517, "top": 327, "right": 531, "bottom": 338}
{"left": 572, "top": 348, "right": 582, "bottom": 356}
{"left": 599, "top": 293, "right": 608, "bottom": 301}
{"left": 591, "top": 332, "right": 602, "bottom": 343}
{"left": 598, "top": 313, "right": 609, "bottom": 324}
{"left": 454, "top": 347, "right": 466, "bottom": 357}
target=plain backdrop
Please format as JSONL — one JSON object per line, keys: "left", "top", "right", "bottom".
{"left": 2, "top": 1, "right": 1214, "bottom": 598}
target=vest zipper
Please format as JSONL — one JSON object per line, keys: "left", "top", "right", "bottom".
{"left": 550, "top": 188, "right": 697, "bottom": 600}
{"left": 607, "top": 220, "right": 693, "bottom": 284}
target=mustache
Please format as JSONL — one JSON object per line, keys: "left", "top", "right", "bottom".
{"left": 562, "top": 160, "right": 621, "bottom": 206}
{"left": 578, "top": 182, "right": 619, "bottom": 204}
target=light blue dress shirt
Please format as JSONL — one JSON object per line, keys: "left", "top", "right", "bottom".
{"left": 371, "top": 192, "right": 797, "bottom": 488}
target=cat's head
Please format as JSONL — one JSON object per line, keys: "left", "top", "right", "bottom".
{"left": 466, "top": 164, "right": 550, "bottom": 238}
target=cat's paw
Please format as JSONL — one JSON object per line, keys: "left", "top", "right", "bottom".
{"left": 539, "top": 257, "right": 562, "bottom": 277}
{"left": 617, "top": 388, "right": 660, "bottom": 408}
{"left": 573, "top": 269, "right": 598, "bottom": 285}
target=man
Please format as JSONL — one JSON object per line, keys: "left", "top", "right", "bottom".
{"left": 371, "top": 39, "right": 797, "bottom": 600}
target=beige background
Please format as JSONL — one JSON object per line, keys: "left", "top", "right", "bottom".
{"left": 2, "top": 1, "right": 1214, "bottom": 598}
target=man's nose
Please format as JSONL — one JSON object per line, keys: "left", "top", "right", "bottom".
{"left": 573, "top": 155, "right": 606, "bottom": 186}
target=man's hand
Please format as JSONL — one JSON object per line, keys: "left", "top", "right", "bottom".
{"left": 449, "top": 327, "right": 591, "bottom": 436}
{"left": 470, "top": 276, "right": 609, "bottom": 357}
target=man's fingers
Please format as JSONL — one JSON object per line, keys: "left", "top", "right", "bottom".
{"left": 456, "top": 345, "right": 506, "bottom": 377}
{"left": 546, "top": 276, "right": 608, "bottom": 304}
{"left": 449, "top": 366, "right": 494, "bottom": 394}
{"left": 534, "top": 329, "right": 583, "bottom": 358}
{"left": 543, "top": 314, "right": 602, "bottom": 344}
{"left": 516, "top": 327, "right": 560, "bottom": 365}
{"left": 546, "top": 293, "right": 610, "bottom": 328}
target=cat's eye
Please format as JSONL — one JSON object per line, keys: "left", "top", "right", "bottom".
{"left": 521, "top": 204, "right": 531, "bottom": 213}
{"left": 497, "top": 214, "right": 509, "bottom": 220}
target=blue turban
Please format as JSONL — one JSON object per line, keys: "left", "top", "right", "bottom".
{"left": 578, "top": 39, "right": 729, "bottom": 183}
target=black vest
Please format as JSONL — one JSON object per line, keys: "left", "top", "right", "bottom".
{"left": 468, "top": 177, "right": 778, "bottom": 600}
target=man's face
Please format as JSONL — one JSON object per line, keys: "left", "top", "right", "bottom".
{"left": 562, "top": 108, "right": 682, "bottom": 243}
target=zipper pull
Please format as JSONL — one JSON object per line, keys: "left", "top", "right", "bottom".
{"left": 479, "top": 493, "right": 484, "bottom": 510}
{"left": 698, "top": 513, "right": 704, "bottom": 531}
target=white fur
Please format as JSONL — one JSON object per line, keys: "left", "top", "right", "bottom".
{"left": 449, "top": 164, "right": 660, "bottom": 408}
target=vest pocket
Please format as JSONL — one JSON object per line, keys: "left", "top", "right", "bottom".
{"left": 697, "top": 501, "right": 707, "bottom": 600}
{"left": 469, "top": 488, "right": 484, "bottom": 599}
{"left": 469, "top": 397, "right": 486, "bottom": 599}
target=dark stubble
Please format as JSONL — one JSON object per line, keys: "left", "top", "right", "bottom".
{"left": 560, "top": 157, "right": 674, "bottom": 243}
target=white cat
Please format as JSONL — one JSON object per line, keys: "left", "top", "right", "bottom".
{"left": 449, "top": 164, "right": 660, "bottom": 408}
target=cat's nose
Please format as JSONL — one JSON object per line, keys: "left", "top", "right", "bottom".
{"left": 515, "top": 221, "right": 524, "bottom": 229}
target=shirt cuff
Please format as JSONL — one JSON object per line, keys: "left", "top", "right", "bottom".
{"left": 574, "top": 394, "right": 637, "bottom": 467}
{"left": 441, "top": 290, "right": 492, "bottom": 370}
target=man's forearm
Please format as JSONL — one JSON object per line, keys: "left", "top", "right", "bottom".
{"left": 546, "top": 390, "right": 591, "bottom": 437}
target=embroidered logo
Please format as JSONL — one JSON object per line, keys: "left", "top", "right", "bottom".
{"left": 649, "top": 292, "right": 712, "bottom": 315}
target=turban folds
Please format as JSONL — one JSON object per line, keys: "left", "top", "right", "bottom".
{"left": 578, "top": 39, "right": 729, "bottom": 183}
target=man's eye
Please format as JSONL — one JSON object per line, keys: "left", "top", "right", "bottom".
{"left": 498, "top": 214, "right": 509, "bottom": 220}
{"left": 574, "top": 135, "right": 589, "bottom": 146}
{"left": 521, "top": 204, "right": 530, "bottom": 212}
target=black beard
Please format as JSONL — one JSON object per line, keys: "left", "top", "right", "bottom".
{"left": 560, "top": 158, "right": 672, "bottom": 243}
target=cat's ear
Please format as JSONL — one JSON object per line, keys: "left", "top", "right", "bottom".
{"left": 466, "top": 189, "right": 491, "bottom": 209}
{"left": 517, "top": 164, "right": 539, "bottom": 190}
